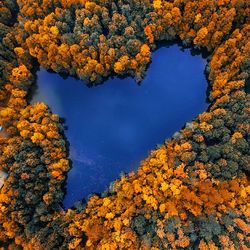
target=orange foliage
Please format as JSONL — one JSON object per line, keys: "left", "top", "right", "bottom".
{"left": 0, "top": 0, "right": 249, "bottom": 249}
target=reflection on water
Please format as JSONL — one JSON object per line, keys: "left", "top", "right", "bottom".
{"left": 32, "top": 45, "right": 208, "bottom": 208}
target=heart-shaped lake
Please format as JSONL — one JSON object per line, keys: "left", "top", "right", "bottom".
{"left": 32, "top": 45, "right": 208, "bottom": 208}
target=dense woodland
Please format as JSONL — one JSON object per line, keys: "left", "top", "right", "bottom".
{"left": 0, "top": 0, "right": 249, "bottom": 249}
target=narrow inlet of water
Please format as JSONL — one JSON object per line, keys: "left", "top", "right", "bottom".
{"left": 32, "top": 45, "right": 208, "bottom": 208}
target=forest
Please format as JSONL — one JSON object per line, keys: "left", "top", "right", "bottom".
{"left": 0, "top": 0, "right": 249, "bottom": 249}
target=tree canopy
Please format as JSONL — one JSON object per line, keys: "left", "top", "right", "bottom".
{"left": 0, "top": 0, "right": 249, "bottom": 249}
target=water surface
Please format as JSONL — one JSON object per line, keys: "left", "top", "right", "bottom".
{"left": 32, "top": 45, "right": 208, "bottom": 208}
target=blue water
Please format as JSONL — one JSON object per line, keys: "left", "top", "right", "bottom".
{"left": 32, "top": 45, "right": 208, "bottom": 208}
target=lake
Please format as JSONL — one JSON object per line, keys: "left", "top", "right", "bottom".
{"left": 31, "top": 45, "right": 208, "bottom": 209}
